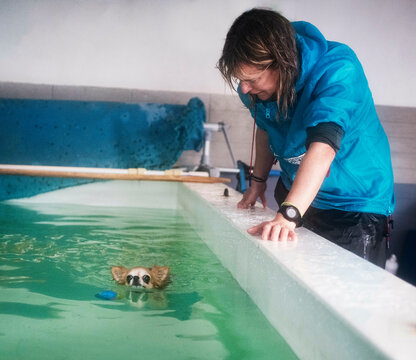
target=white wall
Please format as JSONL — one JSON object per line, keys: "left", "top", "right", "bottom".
{"left": 0, "top": 0, "right": 415, "bottom": 107}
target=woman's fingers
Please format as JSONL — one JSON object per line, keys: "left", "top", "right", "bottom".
{"left": 259, "top": 192, "right": 267, "bottom": 208}
{"left": 248, "top": 221, "right": 297, "bottom": 242}
{"left": 247, "top": 223, "right": 263, "bottom": 235}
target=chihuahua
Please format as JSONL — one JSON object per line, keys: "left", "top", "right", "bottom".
{"left": 111, "top": 265, "right": 170, "bottom": 290}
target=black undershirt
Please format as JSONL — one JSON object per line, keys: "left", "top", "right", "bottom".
{"left": 305, "top": 122, "right": 344, "bottom": 152}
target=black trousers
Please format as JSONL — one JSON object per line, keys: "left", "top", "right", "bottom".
{"left": 274, "top": 178, "right": 388, "bottom": 268}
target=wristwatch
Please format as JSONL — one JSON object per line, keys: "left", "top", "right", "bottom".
{"left": 278, "top": 202, "right": 303, "bottom": 227}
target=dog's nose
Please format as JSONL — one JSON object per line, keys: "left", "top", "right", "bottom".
{"left": 133, "top": 276, "right": 140, "bottom": 286}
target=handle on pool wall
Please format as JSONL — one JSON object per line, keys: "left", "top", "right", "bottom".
{"left": 0, "top": 164, "right": 231, "bottom": 184}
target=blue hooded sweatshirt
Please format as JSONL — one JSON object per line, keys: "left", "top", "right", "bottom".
{"left": 238, "top": 22, "right": 395, "bottom": 215}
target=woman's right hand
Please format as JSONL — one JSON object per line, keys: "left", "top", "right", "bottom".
{"left": 237, "top": 181, "right": 267, "bottom": 209}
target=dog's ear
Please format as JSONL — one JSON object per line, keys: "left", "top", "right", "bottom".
{"left": 111, "top": 266, "right": 128, "bottom": 284}
{"left": 150, "top": 266, "right": 170, "bottom": 288}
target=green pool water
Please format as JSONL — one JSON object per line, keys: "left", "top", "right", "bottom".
{"left": 0, "top": 201, "right": 297, "bottom": 360}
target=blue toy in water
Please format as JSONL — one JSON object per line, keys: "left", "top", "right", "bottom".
{"left": 95, "top": 290, "right": 117, "bottom": 300}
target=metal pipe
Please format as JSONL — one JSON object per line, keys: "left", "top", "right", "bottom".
{"left": 0, "top": 164, "right": 230, "bottom": 184}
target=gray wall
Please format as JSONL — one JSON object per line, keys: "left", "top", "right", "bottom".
{"left": 0, "top": 0, "right": 415, "bottom": 107}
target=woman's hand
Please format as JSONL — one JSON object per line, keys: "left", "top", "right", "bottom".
{"left": 237, "top": 181, "right": 267, "bottom": 209}
{"left": 247, "top": 212, "right": 297, "bottom": 242}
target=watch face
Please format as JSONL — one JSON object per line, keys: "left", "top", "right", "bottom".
{"left": 286, "top": 207, "right": 297, "bottom": 219}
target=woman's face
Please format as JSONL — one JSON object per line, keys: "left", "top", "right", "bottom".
{"left": 237, "top": 63, "right": 279, "bottom": 101}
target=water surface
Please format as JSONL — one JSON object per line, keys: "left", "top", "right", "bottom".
{"left": 0, "top": 202, "right": 297, "bottom": 359}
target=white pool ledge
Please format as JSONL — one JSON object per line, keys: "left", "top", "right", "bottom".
{"left": 183, "top": 182, "right": 416, "bottom": 360}
{"left": 9, "top": 180, "right": 416, "bottom": 360}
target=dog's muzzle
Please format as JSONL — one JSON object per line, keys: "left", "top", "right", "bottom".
{"left": 127, "top": 275, "right": 141, "bottom": 287}
{"left": 126, "top": 274, "right": 151, "bottom": 287}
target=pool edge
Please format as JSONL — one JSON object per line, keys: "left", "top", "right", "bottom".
{"left": 181, "top": 182, "right": 416, "bottom": 360}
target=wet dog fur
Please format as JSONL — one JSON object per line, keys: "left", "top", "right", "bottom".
{"left": 111, "top": 265, "right": 170, "bottom": 290}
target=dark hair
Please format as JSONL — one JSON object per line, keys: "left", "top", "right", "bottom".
{"left": 217, "top": 8, "right": 298, "bottom": 119}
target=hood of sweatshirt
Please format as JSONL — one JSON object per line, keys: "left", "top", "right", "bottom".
{"left": 292, "top": 21, "right": 328, "bottom": 92}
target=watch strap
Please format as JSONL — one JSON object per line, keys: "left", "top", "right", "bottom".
{"left": 278, "top": 202, "right": 303, "bottom": 227}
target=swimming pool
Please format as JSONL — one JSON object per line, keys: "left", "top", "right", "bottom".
{"left": 1, "top": 180, "right": 416, "bottom": 359}
{"left": 0, "top": 181, "right": 296, "bottom": 359}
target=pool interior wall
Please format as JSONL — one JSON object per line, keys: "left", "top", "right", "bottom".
{"left": 6, "top": 180, "right": 416, "bottom": 360}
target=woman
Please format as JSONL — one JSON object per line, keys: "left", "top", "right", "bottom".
{"left": 217, "top": 8, "right": 395, "bottom": 267}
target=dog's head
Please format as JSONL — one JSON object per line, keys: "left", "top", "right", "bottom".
{"left": 111, "top": 265, "right": 170, "bottom": 289}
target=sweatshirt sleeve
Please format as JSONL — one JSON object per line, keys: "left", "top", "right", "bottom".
{"left": 302, "top": 53, "right": 369, "bottom": 133}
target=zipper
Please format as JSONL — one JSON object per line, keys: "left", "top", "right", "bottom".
{"left": 265, "top": 107, "right": 271, "bottom": 119}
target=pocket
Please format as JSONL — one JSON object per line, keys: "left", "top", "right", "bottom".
{"left": 303, "top": 209, "right": 363, "bottom": 245}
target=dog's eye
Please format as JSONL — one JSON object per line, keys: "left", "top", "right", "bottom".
{"left": 126, "top": 275, "right": 133, "bottom": 282}
{"left": 142, "top": 275, "right": 150, "bottom": 284}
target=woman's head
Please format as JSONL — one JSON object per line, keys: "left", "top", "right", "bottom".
{"left": 218, "top": 8, "right": 298, "bottom": 118}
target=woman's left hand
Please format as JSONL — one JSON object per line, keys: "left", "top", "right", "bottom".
{"left": 247, "top": 212, "right": 297, "bottom": 242}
